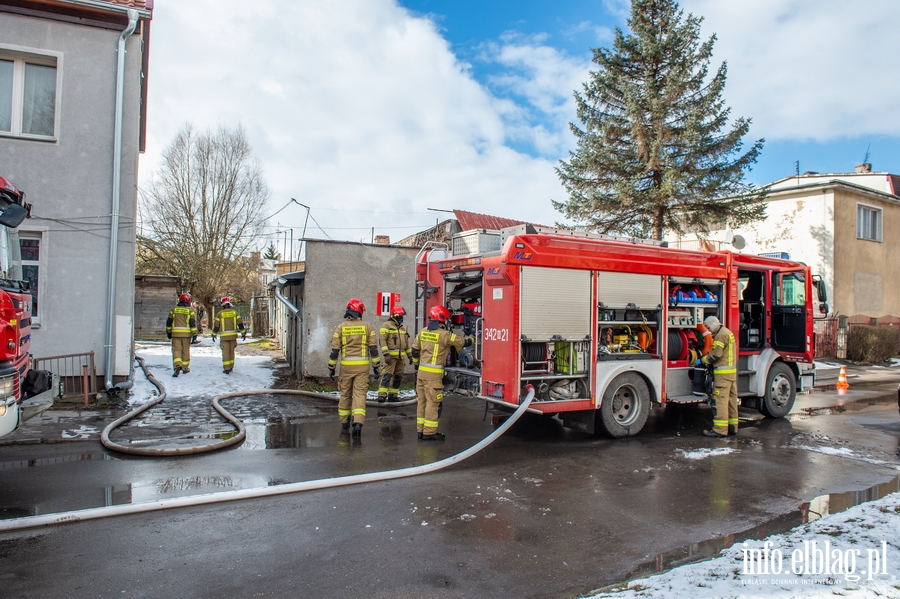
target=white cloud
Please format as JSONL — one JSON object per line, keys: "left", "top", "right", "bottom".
{"left": 478, "top": 34, "right": 591, "bottom": 156}
{"left": 681, "top": 0, "right": 900, "bottom": 141}
{"left": 140, "top": 0, "right": 570, "bottom": 244}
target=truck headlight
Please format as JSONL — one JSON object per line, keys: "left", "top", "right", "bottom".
{"left": 0, "top": 375, "right": 15, "bottom": 399}
{"left": 0, "top": 404, "right": 6, "bottom": 417}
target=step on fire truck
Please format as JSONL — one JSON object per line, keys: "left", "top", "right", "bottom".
{"left": 0, "top": 176, "right": 58, "bottom": 438}
{"left": 416, "top": 224, "right": 827, "bottom": 437}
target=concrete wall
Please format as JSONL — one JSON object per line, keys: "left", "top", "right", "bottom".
{"left": 303, "top": 240, "right": 418, "bottom": 377}
{"left": 269, "top": 240, "right": 420, "bottom": 379}
{"left": 0, "top": 13, "right": 143, "bottom": 376}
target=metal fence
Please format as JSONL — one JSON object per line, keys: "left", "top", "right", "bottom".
{"left": 32, "top": 351, "right": 96, "bottom": 404}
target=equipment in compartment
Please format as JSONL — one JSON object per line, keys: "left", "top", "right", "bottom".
{"left": 597, "top": 321, "right": 656, "bottom": 356}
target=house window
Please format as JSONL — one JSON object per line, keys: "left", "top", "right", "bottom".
{"left": 0, "top": 51, "right": 58, "bottom": 139}
{"left": 857, "top": 204, "right": 882, "bottom": 242}
{"left": 19, "top": 235, "right": 41, "bottom": 322}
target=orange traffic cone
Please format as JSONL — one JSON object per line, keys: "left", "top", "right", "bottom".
{"left": 835, "top": 365, "right": 849, "bottom": 389}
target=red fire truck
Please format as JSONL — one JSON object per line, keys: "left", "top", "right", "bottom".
{"left": 416, "top": 224, "right": 827, "bottom": 437}
{"left": 0, "top": 176, "right": 57, "bottom": 438}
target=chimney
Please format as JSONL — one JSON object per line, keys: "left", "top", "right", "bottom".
{"left": 855, "top": 163, "right": 872, "bottom": 173}
{"left": 374, "top": 235, "right": 390, "bottom": 245}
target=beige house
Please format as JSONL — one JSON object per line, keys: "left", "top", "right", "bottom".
{"left": 669, "top": 166, "right": 900, "bottom": 318}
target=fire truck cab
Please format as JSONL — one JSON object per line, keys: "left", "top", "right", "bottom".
{"left": 416, "top": 225, "right": 823, "bottom": 437}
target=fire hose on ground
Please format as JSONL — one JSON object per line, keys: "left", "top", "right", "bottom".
{"left": 0, "top": 356, "right": 535, "bottom": 533}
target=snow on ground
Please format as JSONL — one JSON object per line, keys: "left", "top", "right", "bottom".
{"left": 813, "top": 360, "right": 842, "bottom": 370}
{"left": 587, "top": 491, "right": 900, "bottom": 599}
{"left": 677, "top": 447, "right": 737, "bottom": 460}
{"left": 129, "top": 339, "right": 276, "bottom": 406}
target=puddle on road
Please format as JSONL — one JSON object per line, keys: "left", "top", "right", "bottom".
{"left": 624, "top": 474, "right": 900, "bottom": 582}
{"left": 791, "top": 395, "right": 898, "bottom": 418}
{"left": 241, "top": 414, "right": 411, "bottom": 450}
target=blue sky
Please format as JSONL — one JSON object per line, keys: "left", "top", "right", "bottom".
{"left": 398, "top": 0, "right": 900, "bottom": 185}
{"left": 140, "top": 0, "right": 900, "bottom": 249}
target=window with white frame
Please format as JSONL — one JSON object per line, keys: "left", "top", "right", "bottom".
{"left": 0, "top": 50, "right": 58, "bottom": 139}
{"left": 19, "top": 234, "right": 41, "bottom": 324}
{"left": 857, "top": 203, "right": 882, "bottom": 242}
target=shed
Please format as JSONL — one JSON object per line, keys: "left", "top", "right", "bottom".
{"left": 134, "top": 275, "right": 180, "bottom": 340}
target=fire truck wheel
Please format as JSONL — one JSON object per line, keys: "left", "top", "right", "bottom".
{"left": 760, "top": 362, "right": 796, "bottom": 418}
{"left": 597, "top": 373, "right": 651, "bottom": 438}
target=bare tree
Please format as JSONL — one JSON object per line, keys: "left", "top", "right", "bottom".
{"left": 137, "top": 124, "right": 270, "bottom": 320}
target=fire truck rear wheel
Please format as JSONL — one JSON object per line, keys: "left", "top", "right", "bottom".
{"left": 760, "top": 362, "right": 796, "bottom": 418}
{"left": 597, "top": 373, "right": 651, "bottom": 438}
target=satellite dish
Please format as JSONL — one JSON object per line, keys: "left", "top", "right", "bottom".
{"left": 732, "top": 235, "right": 746, "bottom": 250}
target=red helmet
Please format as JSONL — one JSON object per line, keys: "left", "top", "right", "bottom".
{"left": 179, "top": 293, "right": 191, "bottom": 303}
{"left": 346, "top": 298, "right": 365, "bottom": 314}
{"left": 429, "top": 305, "right": 450, "bottom": 323}
{"left": 221, "top": 296, "right": 232, "bottom": 307}
{"left": 390, "top": 305, "right": 406, "bottom": 317}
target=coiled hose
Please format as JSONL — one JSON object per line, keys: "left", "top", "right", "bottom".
{"left": 100, "top": 355, "right": 417, "bottom": 456}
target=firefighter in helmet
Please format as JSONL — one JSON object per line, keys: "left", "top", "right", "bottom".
{"left": 411, "top": 305, "right": 473, "bottom": 440}
{"left": 166, "top": 292, "right": 198, "bottom": 377}
{"left": 377, "top": 305, "right": 411, "bottom": 403}
{"left": 699, "top": 315, "right": 738, "bottom": 437}
{"left": 328, "top": 298, "right": 381, "bottom": 437}
{"left": 212, "top": 296, "right": 246, "bottom": 374}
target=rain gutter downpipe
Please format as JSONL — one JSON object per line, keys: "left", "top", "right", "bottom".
{"left": 104, "top": 9, "right": 139, "bottom": 393}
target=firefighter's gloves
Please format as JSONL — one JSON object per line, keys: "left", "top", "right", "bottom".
{"left": 166, "top": 332, "right": 172, "bottom": 340}
{"left": 328, "top": 367, "right": 336, "bottom": 381}
{"left": 464, "top": 335, "right": 475, "bottom": 347}
{"left": 413, "top": 363, "right": 419, "bottom": 371}
{"left": 211, "top": 334, "right": 217, "bottom": 342}
{"left": 372, "top": 365, "right": 381, "bottom": 378}
{"left": 241, "top": 332, "right": 247, "bottom": 341}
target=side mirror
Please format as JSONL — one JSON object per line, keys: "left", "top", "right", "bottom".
{"left": 813, "top": 277, "right": 828, "bottom": 303}
{"left": 0, "top": 203, "right": 28, "bottom": 228}
{"left": 818, "top": 303, "right": 829, "bottom": 316}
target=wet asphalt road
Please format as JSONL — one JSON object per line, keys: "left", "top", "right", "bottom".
{"left": 0, "top": 385, "right": 899, "bottom": 599}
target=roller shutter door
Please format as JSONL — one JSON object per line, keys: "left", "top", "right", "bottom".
{"left": 520, "top": 266, "right": 592, "bottom": 340}
{"left": 596, "top": 272, "right": 662, "bottom": 309}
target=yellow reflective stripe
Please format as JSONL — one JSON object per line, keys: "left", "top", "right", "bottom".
{"left": 419, "top": 364, "right": 444, "bottom": 373}
{"left": 423, "top": 419, "right": 439, "bottom": 427}
{"left": 351, "top": 408, "right": 366, "bottom": 416}
{"left": 714, "top": 367, "right": 736, "bottom": 374}
{"left": 713, "top": 419, "right": 728, "bottom": 426}
{"left": 341, "top": 357, "right": 370, "bottom": 364}
{"left": 728, "top": 418, "right": 739, "bottom": 425}
{"left": 713, "top": 341, "right": 725, "bottom": 348}
{"left": 171, "top": 328, "right": 191, "bottom": 332}
{"left": 416, "top": 417, "right": 426, "bottom": 425}
{"left": 338, "top": 409, "right": 351, "bottom": 417}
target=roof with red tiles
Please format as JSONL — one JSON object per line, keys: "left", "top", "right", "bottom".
{"left": 103, "top": 0, "right": 150, "bottom": 7}
{"left": 453, "top": 210, "right": 532, "bottom": 231}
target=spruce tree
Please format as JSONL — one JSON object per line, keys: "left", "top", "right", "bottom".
{"left": 263, "top": 242, "right": 279, "bottom": 260}
{"left": 554, "top": 0, "right": 765, "bottom": 240}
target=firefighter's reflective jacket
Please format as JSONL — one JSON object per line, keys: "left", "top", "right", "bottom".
{"left": 214, "top": 309, "right": 245, "bottom": 338}
{"left": 329, "top": 318, "right": 380, "bottom": 373}
{"left": 703, "top": 325, "right": 736, "bottom": 379}
{"left": 166, "top": 303, "right": 197, "bottom": 338}
{"left": 412, "top": 322, "right": 467, "bottom": 379}
{"left": 379, "top": 319, "right": 411, "bottom": 361}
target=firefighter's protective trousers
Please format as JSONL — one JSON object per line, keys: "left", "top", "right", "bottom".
{"left": 704, "top": 325, "right": 738, "bottom": 435}
{"left": 330, "top": 318, "right": 380, "bottom": 426}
